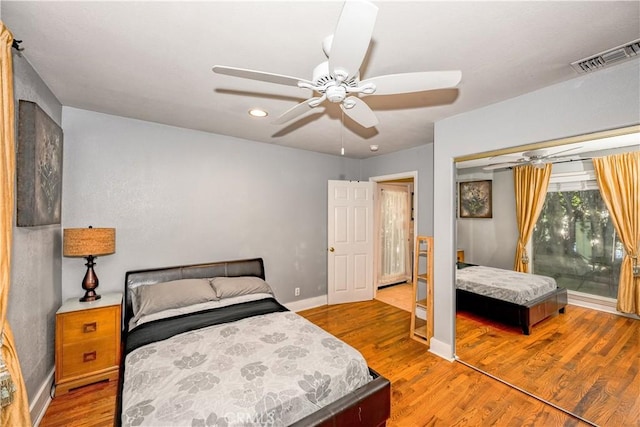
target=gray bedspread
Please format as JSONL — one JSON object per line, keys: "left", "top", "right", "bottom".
{"left": 121, "top": 310, "right": 372, "bottom": 426}
{"left": 456, "top": 265, "right": 557, "bottom": 304}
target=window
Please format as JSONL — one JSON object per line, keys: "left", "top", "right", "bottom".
{"left": 532, "top": 172, "right": 623, "bottom": 299}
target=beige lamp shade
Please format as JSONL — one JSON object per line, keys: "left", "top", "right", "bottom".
{"left": 63, "top": 227, "right": 116, "bottom": 257}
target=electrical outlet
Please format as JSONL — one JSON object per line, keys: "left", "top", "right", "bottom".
{"left": 294, "top": 287, "right": 300, "bottom": 297}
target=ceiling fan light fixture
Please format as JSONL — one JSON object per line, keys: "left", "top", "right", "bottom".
{"left": 326, "top": 85, "right": 347, "bottom": 103}
{"left": 248, "top": 108, "right": 268, "bottom": 118}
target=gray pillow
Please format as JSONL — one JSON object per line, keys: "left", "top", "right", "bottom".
{"left": 210, "top": 276, "right": 273, "bottom": 299}
{"left": 133, "top": 278, "right": 219, "bottom": 321}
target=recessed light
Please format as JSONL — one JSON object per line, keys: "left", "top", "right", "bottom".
{"left": 248, "top": 109, "right": 268, "bottom": 118}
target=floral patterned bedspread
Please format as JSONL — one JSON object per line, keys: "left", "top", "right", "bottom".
{"left": 121, "top": 311, "right": 372, "bottom": 426}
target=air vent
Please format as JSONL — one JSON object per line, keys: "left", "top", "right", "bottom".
{"left": 571, "top": 39, "right": 640, "bottom": 74}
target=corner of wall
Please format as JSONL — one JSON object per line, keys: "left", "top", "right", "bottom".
{"left": 428, "top": 337, "right": 455, "bottom": 362}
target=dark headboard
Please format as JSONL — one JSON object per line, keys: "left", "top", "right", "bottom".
{"left": 123, "top": 257, "right": 265, "bottom": 327}
{"left": 456, "top": 261, "right": 477, "bottom": 269}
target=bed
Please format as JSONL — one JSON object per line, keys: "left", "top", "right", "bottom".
{"left": 456, "top": 262, "right": 567, "bottom": 335}
{"left": 116, "top": 257, "right": 390, "bottom": 426}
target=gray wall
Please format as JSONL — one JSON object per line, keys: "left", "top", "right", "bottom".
{"left": 362, "top": 144, "right": 434, "bottom": 236}
{"left": 456, "top": 168, "right": 517, "bottom": 269}
{"left": 60, "top": 108, "right": 362, "bottom": 304}
{"left": 433, "top": 59, "right": 640, "bottom": 359}
{"left": 10, "top": 51, "right": 63, "bottom": 403}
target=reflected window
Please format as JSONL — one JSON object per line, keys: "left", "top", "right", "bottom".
{"left": 532, "top": 172, "right": 622, "bottom": 299}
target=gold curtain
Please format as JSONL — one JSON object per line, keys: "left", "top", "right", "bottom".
{"left": 593, "top": 152, "right": 640, "bottom": 315}
{"left": 0, "top": 21, "right": 32, "bottom": 426}
{"left": 513, "top": 164, "right": 552, "bottom": 272}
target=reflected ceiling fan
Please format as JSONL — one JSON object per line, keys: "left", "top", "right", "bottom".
{"left": 212, "top": 0, "right": 461, "bottom": 129}
{"left": 483, "top": 147, "right": 583, "bottom": 170}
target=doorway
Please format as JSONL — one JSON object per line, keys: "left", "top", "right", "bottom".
{"left": 377, "top": 183, "right": 412, "bottom": 287}
{"left": 370, "top": 172, "right": 417, "bottom": 303}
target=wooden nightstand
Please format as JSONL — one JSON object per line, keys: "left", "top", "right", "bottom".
{"left": 55, "top": 292, "right": 122, "bottom": 396}
{"left": 457, "top": 249, "right": 465, "bottom": 263}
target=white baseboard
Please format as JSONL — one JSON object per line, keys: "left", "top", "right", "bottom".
{"left": 428, "top": 338, "right": 455, "bottom": 362}
{"left": 568, "top": 293, "right": 640, "bottom": 319}
{"left": 30, "top": 368, "right": 54, "bottom": 427}
{"left": 284, "top": 295, "right": 328, "bottom": 312}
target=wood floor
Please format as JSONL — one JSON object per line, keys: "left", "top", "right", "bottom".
{"left": 457, "top": 306, "right": 640, "bottom": 427}
{"left": 374, "top": 282, "right": 639, "bottom": 426}
{"left": 375, "top": 282, "right": 412, "bottom": 312}
{"left": 39, "top": 298, "right": 637, "bottom": 427}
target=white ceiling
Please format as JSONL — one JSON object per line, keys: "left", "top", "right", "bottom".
{"left": 3, "top": 1, "right": 639, "bottom": 159}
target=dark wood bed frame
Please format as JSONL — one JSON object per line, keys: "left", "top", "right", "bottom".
{"left": 117, "top": 257, "right": 391, "bottom": 427}
{"left": 456, "top": 264, "right": 568, "bottom": 335}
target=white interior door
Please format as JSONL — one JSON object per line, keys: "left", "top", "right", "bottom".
{"left": 327, "top": 180, "right": 374, "bottom": 305}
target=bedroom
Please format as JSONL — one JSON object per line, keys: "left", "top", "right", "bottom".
{"left": 1, "top": 1, "right": 639, "bottom": 426}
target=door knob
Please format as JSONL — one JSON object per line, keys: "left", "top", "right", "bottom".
{"left": 329, "top": 247, "right": 335, "bottom": 252}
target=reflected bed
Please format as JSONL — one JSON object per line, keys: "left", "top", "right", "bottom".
{"left": 456, "top": 262, "right": 567, "bottom": 334}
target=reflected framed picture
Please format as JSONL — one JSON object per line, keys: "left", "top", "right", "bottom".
{"left": 459, "top": 180, "right": 492, "bottom": 218}
{"left": 16, "top": 100, "right": 63, "bottom": 226}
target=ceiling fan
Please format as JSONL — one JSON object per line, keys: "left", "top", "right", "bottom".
{"left": 212, "top": 0, "right": 461, "bottom": 129}
{"left": 483, "top": 147, "right": 583, "bottom": 170}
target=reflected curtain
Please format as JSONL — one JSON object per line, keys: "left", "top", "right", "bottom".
{"left": 379, "top": 187, "right": 410, "bottom": 285}
{"left": 0, "top": 21, "right": 32, "bottom": 426}
{"left": 513, "top": 164, "right": 552, "bottom": 272}
{"left": 593, "top": 152, "right": 640, "bottom": 315}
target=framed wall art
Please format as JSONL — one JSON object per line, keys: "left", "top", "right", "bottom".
{"left": 16, "top": 100, "right": 63, "bottom": 227}
{"left": 459, "top": 180, "right": 492, "bottom": 219}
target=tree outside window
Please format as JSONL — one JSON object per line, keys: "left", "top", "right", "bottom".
{"left": 532, "top": 189, "right": 623, "bottom": 299}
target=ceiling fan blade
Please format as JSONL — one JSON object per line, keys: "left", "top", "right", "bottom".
{"left": 328, "top": 0, "right": 378, "bottom": 81}
{"left": 483, "top": 162, "right": 520, "bottom": 171}
{"left": 361, "top": 71, "right": 462, "bottom": 95}
{"left": 548, "top": 155, "right": 582, "bottom": 163}
{"left": 524, "top": 146, "right": 582, "bottom": 159}
{"left": 487, "top": 155, "right": 522, "bottom": 163}
{"left": 545, "top": 146, "right": 583, "bottom": 158}
{"left": 212, "top": 65, "right": 313, "bottom": 87}
{"left": 272, "top": 97, "right": 322, "bottom": 125}
{"left": 341, "top": 97, "right": 378, "bottom": 128}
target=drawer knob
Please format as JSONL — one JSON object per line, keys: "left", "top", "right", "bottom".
{"left": 83, "top": 322, "right": 97, "bottom": 333}
{"left": 83, "top": 351, "right": 97, "bottom": 362}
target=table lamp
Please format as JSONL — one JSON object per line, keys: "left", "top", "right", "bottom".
{"left": 63, "top": 226, "right": 116, "bottom": 302}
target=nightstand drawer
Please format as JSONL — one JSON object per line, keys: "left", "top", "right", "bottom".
{"left": 60, "top": 306, "right": 118, "bottom": 343}
{"left": 60, "top": 338, "right": 117, "bottom": 379}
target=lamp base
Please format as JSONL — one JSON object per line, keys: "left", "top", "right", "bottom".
{"left": 80, "top": 291, "right": 102, "bottom": 302}
{"left": 79, "top": 255, "right": 102, "bottom": 302}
